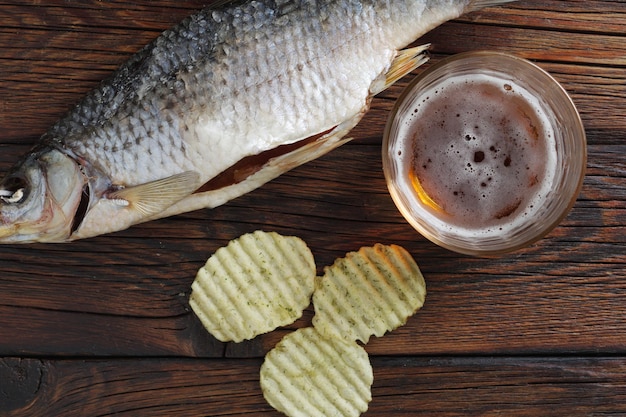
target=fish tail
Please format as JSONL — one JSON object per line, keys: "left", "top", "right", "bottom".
{"left": 465, "top": 0, "right": 517, "bottom": 13}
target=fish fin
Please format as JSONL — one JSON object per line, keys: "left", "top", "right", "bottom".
{"left": 107, "top": 171, "right": 200, "bottom": 217}
{"left": 465, "top": 0, "right": 517, "bottom": 13}
{"left": 371, "top": 44, "right": 430, "bottom": 95}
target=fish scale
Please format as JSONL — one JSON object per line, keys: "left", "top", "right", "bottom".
{"left": 64, "top": 2, "right": 380, "bottom": 155}
{"left": 0, "top": 0, "right": 516, "bottom": 243}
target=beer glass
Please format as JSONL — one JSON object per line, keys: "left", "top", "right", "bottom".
{"left": 383, "top": 51, "right": 586, "bottom": 256}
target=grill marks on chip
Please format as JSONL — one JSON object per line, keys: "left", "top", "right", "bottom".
{"left": 189, "top": 230, "right": 316, "bottom": 342}
{"left": 260, "top": 327, "right": 373, "bottom": 417}
{"left": 189, "top": 233, "right": 427, "bottom": 416}
{"left": 312, "top": 243, "right": 427, "bottom": 343}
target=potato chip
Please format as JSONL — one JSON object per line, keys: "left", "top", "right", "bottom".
{"left": 312, "top": 243, "right": 426, "bottom": 343}
{"left": 260, "top": 327, "right": 373, "bottom": 417}
{"left": 189, "top": 230, "right": 316, "bottom": 342}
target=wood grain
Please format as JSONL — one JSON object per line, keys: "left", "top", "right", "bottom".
{"left": 3, "top": 357, "right": 626, "bottom": 416}
{"left": 0, "top": 0, "right": 625, "bottom": 415}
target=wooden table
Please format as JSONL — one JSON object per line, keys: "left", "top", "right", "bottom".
{"left": 1, "top": 1, "right": 625, "bottom": 415}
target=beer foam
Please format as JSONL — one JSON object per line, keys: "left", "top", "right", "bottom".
{"left": 394, "top": 73, "right": 558, "bottom": 237}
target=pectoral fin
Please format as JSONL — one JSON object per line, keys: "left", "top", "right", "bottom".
{"left": 371, "top": 44, "right": 431, "bottom": 95}
{"left": 107, "top": 171, "right": 201, "bottom": 217}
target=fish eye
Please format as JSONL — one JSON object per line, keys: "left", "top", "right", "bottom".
{"left": 0, "top": 176, "right": 28, "bottom": 204}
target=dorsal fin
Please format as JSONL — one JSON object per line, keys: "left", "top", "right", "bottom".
{"left": 465, "top": 0, "right": 517, "bottom": 13}
{"left": 370, "top": 44, "right": 430, "bottom": 95}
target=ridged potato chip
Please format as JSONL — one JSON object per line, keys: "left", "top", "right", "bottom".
{"left": 189, "top": 231, "right": 315, "bottom": 342}
{"left": 260, "top": 327, "right": 373, "bottom": 417}
{"left": 312, "top": 243, "right": 426, "bottom": 343}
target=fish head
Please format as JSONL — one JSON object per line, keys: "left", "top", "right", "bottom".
{"left": 0, "top": 147, "right": 86, "bottom": 243}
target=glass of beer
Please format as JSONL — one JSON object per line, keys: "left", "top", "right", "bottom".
{"left": 383, "top": 51, "right": 586, "bottom": 256}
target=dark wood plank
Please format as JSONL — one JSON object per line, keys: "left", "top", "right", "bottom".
{"left": 3, "top": 356, "right": 626, "bottom": 416}
{"left": 0, "top": 1, "right": 206, "bottom": 145}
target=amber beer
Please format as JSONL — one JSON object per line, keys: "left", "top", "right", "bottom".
{"left": 396, "top": 73, "right": 558, "bottom": 237}
{"left": 384, "top": 52, "right": 586, "bottom": 255}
